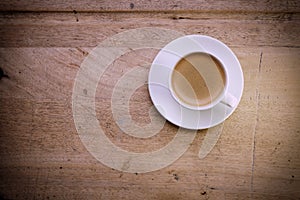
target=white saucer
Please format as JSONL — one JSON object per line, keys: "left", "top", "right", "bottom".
{"left": 148, "top": 35, "right": 244, "bottom": 130}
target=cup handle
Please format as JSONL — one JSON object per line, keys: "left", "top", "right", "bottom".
{"left": 221, "top": 93, "right": 238, "bottom": 108}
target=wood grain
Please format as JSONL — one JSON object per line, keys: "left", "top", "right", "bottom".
{"left": 0, "top": 0, "right": 299, "bottom": 12}
{"left": 0, "top": 12, "right": 299, "bottom": 47}
{"left": 0, "top": 47, "right": 88, "bottom": 99}
{"left": 1, "top": 46, "right": 299, "bottom": 199}
{"left": 0, "top": 1, "right": 300, "bottom": 199}
{"left": 253, "top": 48, "right": 300, "bottom": 197}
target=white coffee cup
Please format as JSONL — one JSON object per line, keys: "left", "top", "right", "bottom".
{"left": 166, "top": 36, "right": 237, "bottom": 111}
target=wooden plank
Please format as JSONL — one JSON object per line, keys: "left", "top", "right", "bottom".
{"left": 0, "top": 98, "right": 35, "bottom": 199}
{"left": 252, "top": 48, "right": 300, "bottom": 198}
{"left": 0, "top": 47, "right": 89, "bottom": 99}
{"left": 0, "top": 12, "right": 299, "bottom": 47}
{"left": 0, "top": 0, "right": 299, "bottom": 12}
{"left": 0, "top": 46, "right": 260, "bottom": 100}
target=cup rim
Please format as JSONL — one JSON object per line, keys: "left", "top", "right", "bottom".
{"left": 168, "top": 51, "right": 229, "bottom": 111}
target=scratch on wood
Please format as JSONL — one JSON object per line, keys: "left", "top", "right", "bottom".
{"left": 68, "top": 63, "right": 80, "bottom": 68}
{"left": 250, "top": 126, "right": 256, "bottom": 193}
{"left": 75, "top": 47, "right": 89, "bottom": 56}
{"left": 258, "top": 52, "right": 263, "bottom": 72}
{"left": 171, "top": 16, "right": 193, "bottom": 20}
{"left": 15, "top": 84, "right": 34, "bottom": 97}
{"left": 251, "top": 85, "right": 261, "bottom": 193}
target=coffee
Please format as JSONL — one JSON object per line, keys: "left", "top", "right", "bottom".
{"left": 171, "top": 52, "right": 226, "bottom": 107}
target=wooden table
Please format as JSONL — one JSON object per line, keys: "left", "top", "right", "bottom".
{"left": 0, "top": 1, "right": 299, "bottom": 199}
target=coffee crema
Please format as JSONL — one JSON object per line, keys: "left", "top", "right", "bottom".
{"left": 171, "top": 52, "right": 226, "bottom": 107}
